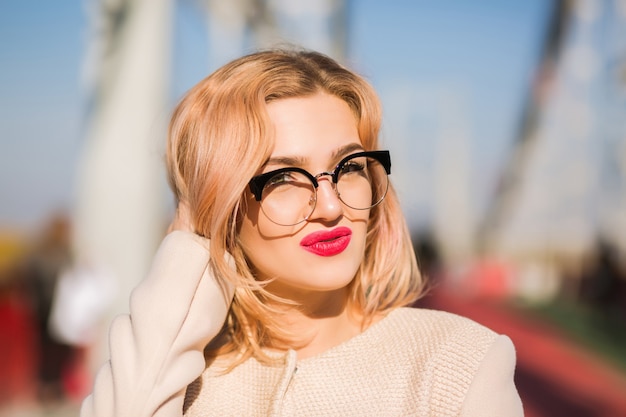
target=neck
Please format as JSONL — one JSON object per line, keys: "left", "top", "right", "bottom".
{"left": 265, "top": 285, "right": 363, "bottom": 359}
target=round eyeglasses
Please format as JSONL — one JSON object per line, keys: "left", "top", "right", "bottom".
{"left": 248, "top": 150, "right": 391, "bottom": 226}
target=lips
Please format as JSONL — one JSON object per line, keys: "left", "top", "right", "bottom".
{"left": 300, "top": 226, "right": 352, "bottom": 257}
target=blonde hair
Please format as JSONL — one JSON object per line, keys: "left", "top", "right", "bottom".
{"left": 167, "top": 48, "right": 423, "bottom": 366}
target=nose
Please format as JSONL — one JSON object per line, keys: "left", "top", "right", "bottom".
{"left": 309, "top": 175, "right": 343, "bottom": 222}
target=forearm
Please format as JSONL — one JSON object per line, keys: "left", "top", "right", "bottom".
{"left": 81, "top": 231, "right": 233, "bottom": 417}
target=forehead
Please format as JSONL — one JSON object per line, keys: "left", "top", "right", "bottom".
{"left": 266, "top": 93, "right": 361, "bottom": 162}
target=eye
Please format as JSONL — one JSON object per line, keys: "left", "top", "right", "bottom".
{"left": 266, "top": 172, "right": 294, "bottom": 187}
{"left": 339, "top": 158, "right": 366, "bottom": 175}
{"left": 265, "top": 172, "right": 289, "bottom": 187}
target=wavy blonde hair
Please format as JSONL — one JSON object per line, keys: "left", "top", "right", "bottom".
{"left": 167, "top": 48, "right": 423, "bottom": 366}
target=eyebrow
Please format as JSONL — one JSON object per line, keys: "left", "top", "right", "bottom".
{"left": 264, "top": 142, "right": 365, "bottom": 169}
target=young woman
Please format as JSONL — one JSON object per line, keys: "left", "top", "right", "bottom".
{"left": 81, "top": 49, "right": 523, "bottom": 416}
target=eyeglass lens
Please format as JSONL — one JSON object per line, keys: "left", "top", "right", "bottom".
{"left": 258, "top": 154, "right": 389, "bottom": 226}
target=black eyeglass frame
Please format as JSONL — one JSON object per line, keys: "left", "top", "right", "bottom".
{"left": 248, "top": 150, "right": 392, "bottom": 202}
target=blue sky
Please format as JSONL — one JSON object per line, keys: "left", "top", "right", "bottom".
{"left": 1, "top": 2, "right": 85, "bottom": 232}
{"left": 0, "top": 0, "right": 552, "bottom": 233}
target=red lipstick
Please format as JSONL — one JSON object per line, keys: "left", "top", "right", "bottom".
{"left": 300, "top": 226, "right": 352, "bottom": 257}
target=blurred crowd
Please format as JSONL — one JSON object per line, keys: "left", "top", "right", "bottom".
{"left": 0, "top": 215, "right": 88, "bottom": 413}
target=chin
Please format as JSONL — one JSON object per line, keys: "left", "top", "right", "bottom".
{"left": 267, "top": 266, "right": 359, "bottom": 295}
{"left": 308, "top": 277, "right": 355, "bottom": 293}
{"left": 299, "top": 266, "right": 360, "bottom": 292}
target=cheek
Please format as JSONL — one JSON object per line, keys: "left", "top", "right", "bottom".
{"left": 239, "top": 202, "right": 264, "bottom": 258}
{"left": 240, "top": 198, "right": 294, "bottom": 241}
{"left": 238, "top": 218, "right": 269, "bottom": 279}
{"left": 238, "top": 200, "right": 297, "bottom": 274}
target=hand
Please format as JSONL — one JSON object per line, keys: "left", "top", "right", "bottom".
{"left": 167, "top": 200, "right": 194, "bottom": 234}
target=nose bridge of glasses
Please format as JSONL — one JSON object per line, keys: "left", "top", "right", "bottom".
{"left": 313, "top": 171, "right": 339, "bottom": 192}
{"left": 313, "top": 171, "right": 335, "bottom": 181}
{"left": 311, "top": 171, "right": 343, "bottom": 210}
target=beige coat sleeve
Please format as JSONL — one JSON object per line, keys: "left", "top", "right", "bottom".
{"left": 460, "top": 335, "right": 524, "bottom": 417}
{"left": 80, "top": 231, "right": 234, "bottom": 417}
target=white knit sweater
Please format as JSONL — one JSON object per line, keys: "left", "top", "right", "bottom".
{"left": 81, "top": 231, "right": 523, "bottom": 417}
{"left": 184, "top": 308, "right": 522, "bottom": 416}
